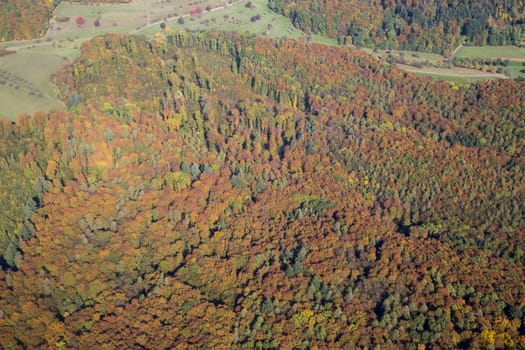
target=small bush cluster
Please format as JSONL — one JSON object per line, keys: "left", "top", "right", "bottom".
{"left": 0, "top": 69, "right": 44, "bottom": 97}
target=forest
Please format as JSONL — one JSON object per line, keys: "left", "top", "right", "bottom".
{"left": 0, "top": 31, "right": 524, "bottom": 348}
{"left": 0, "top": 0, "right": 56, "bottom": 41}
{"left": 268, "top": 0, "right": 525, "bottom": 53}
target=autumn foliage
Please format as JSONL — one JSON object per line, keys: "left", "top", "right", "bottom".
{"left": 0, "top": 0, "right": 55, "bottom": 41}
{"left": 0, "top": 0, "right": 131, "bottom": 41}
{"left": 0, "top": 32, "right": 524, "bottom": 349}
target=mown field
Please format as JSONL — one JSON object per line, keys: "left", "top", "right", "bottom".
{"left": 49, "top": 0, "right": 223, "bottom": 41}
{"left": 455, "top": 45, "right": 525, "bottom": 79}
{"left": 362, "top": 48, "right": 445, "bottom": 66}
{"left": 501, "top": 61, "right": 525, "bottom": 79}
{"left": 396, "top": 64, "right": 503, "bottom": 83}
{"left": 455, "top": 45, "right": 525, "bottom": 60}
{"left": 0, "top": 46, "right": 79, "bottom": 120}
{"left": 138, "top": 0, "right": 336, "bottom": 44}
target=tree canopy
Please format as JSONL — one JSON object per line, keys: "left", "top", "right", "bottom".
{"left": 0, "top": 32, "right": 524, "bottom": 349}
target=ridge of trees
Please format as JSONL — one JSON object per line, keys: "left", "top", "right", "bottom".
{"left": 269, "top": 0, "right": 525, "bottom": 54}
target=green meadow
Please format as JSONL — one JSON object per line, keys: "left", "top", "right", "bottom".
{"left": 0, "top": 46, "right": 79, "bottom": 120}
{"left": 454, "top": 45, "right": 525, "bottom": 79}
{"left": 455, "top": 45, "right": 525, "bottom": 60}
{"left": 362, "top": 48, "right": 445, "bottom": 66}
{"left": 138, "top": 0, "right": 337, "bottom": 44}
{"left": 417, "top": 74, "right": 496, "bottom": 84}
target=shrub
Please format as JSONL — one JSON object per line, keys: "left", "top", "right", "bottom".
{"left": 76, "top": 16, "right": 85, "bottom": 27}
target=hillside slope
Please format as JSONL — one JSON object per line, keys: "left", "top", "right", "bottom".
{"left": 269, "top": 0, "right": 525, "bottom": 53}
{"left": 0, "top": 32, "right": 524, "bottom": 348}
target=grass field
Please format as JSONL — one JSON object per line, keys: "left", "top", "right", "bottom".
{"left": 0, "top": 0, "right": 521, "bottom": 120}
{"left": 455, "top": 45, "right": 525, "bottom": 60}
{"left": 0, "top": 46, "right": 79, "bottom": 120}
{"left": 138, "top": 0, "right": 337, "bottom": 44}
{"left": 418, "top": 74, "right": 496, "bottom": 84}
{"left": 397, "top": 64, "right": 503, "bottom": 83}
{"left": 0, "top": 0, "right": 218, "bottom": 49}
{"left": 362, "top": 48, "right": 445, "bottom": 66}
{"left": 499, "top": 61, "right": 525, "bottom": 79}
{"left": 454, "top": 45, "right": 525, "bottom": 79}
{"left": 48, "top": 0, "right": 224, "bottom": 42}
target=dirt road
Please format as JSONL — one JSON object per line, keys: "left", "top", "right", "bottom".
{"left": 397, "top": 64, "right": 508, "bottom": 79}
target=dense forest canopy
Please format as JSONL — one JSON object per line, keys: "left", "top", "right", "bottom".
{"left": 0, "top": 0, "right": 56, "bottom": 41}
{"left": 0, "top": 32, "right": 524, "bottom": 348}
{"left": 269, "top": 0, "right": 525, "bottom": 53}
